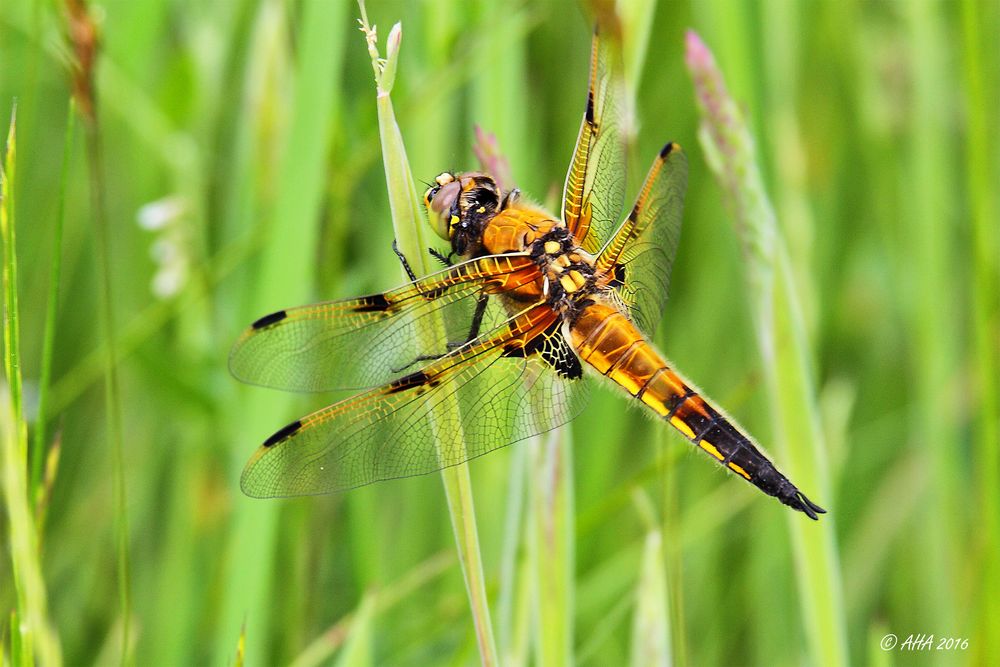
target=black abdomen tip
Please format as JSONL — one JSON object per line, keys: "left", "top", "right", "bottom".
{"left": 788, "top": 490, "right": 826, "bottom": 520}
{"left": 263, "top": 420, "right": 302, "bottom": 447}
{"left": 252, "top": 310, "right": 287, "bottom": 329}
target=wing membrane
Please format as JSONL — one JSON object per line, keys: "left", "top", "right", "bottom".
{"left": 230, "top": 254, "right": 539, "bottom": 391}
{"left": 241, "top": 304, "right": 589, "bottom": 497}
{"left": 595, "top": 143, "right": 688, "bottom": 336}
{"left": 562, "top": 29, "right": 626, "bottom": 254}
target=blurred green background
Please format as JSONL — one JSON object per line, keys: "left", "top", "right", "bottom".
{"left": 1, "top": 0, "right": 997, "bottom": 665}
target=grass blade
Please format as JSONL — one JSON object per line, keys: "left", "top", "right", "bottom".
{"left": 63, "top": 1, "right": 134, "bottom": 658}
{"left": 215, "top": 0, "right": 347, "bottom": 662}
{"left": 290, "top": 551, "right": 453, "bottom": 667}
{"left": 1, "top": 106, "right": 24, "bottom": 459}
{"left": 685, "top": 31, "right": 848, "bottom": 667}
{"left": 2, "top": 105, "right": 62, "bottom": 667}
{"left": 528, "top": 430, "right": 574, "bottom": 666}
{"left": 332, "top": 594, "right": 374, "bottom": 667}
{"left": 901, "top": 0, "right": 961, "bottom": 634}
{"left": 357, "top": 8, "right": 499, "bottom": 665}
{"left": 630, "top": 491, "right": 670, "bottom": 667}
{"left": 30, "top": 100, "right": 74, "bottom": 502}
{"left": 960, "top": 0, "right": 1000, "bottom": 660}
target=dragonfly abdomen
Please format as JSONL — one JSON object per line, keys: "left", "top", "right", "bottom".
{"left": 570, "top": 302, "right": 825, "bottom": 519}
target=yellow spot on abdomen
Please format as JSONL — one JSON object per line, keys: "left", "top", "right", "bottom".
{"left": 670, "top": 416, "right": 694, "bottom": 439}
{"left": 641, "top": 391, "right": 670, "bottom": 416}
{"left": 699, "top": 440, "right": 724, "bottom": 461}
{"left": 729, "top": 463, "right": 751, "bottom": 479}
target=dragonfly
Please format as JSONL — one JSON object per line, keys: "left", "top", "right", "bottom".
{"left": 230, "top": 30, "right": 825, "bottom": 520}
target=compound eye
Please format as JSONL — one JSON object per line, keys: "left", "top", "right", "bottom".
{"left": 423, "top": 185, "right": 441, "bottom": 207}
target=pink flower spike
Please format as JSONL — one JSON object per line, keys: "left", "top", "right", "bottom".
{"left": 684, "top": 30, "right": 712, "bottom": 71}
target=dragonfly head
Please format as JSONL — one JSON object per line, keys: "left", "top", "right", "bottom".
{"left": 424, "top": 172, "right": 501, "bottom": 252}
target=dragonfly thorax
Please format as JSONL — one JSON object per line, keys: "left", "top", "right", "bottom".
{"left": 529, "top": 227, "right": 599, "bottom": 314}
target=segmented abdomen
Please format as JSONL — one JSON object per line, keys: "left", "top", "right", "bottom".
{"left": 568, "top": 301, "right": 824, "bottom": 519}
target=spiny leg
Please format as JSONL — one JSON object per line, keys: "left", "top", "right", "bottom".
{"left": 429, "top": 247, "right": 455, "bottom": 268}
{"left": 464, "top": 292, "right": 489, "bottom": 344}
{"left": 394, "top": 239, "right": 456, "bottom": 280}
{"left": 392, "top": 239, "right": 417, "bottom": 282}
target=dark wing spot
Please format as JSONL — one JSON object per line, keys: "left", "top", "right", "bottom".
{"left": 519, "top": 322, "right": 583, "bottom": 380}
{"left": 545, "top": 342, "right": 583, "bottom": 379}
{"left": 628, "top": 204, "right": 640, "bottom": 223}
{"left": 252, "top": 310, "right": 287, "bottom": 329}
{"left": 586, "top": 91, "right": 596, "bottom": 125}
{"left": 387, "top": 370, "right": 435, "bottom": 394}
{"left": 354, "top": 293, "right": 393, "bottom": 312}
{"left": 608, "top": 264, "right": 627, "bottom": 290}
{"left": 263, "top": 420, "right": 302, "bottom": 447}
{"left": 501, "top": 344, "right": 526, "bottom": 359}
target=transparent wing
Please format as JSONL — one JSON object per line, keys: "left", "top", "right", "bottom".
{"left": 229, "top": 254, "right": 539, "bottom": 392}
{"left": 595, "top": 143, "right": 688, "bottom": 337}
{"left": 562, "top": 28, "right": 626, "bottom": 254}
{"left": 240, "top": 304, "right": 590, "bottom": 497}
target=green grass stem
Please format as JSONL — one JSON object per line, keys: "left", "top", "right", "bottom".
{"left": 78, "top": 67, "right": 132, "bottom": 667}
{"left": 961, "top": 0, "right": 1000, "bottom": 661}
{"left": 527, "top": 430, "right": 574, "bottom": 666}
{"left": 630, "top": 490, "right": 670, "bottom": 667}
{"left": 29, "top": 101, "right": 74, "bottom": 502}
{"left": 290, "top": 551, "right": 453, "bottom": 667}
{"left": 903, "top": 0, "right": 960, "bottom": 634}
{"left": 1, "top": 105, "right": 24, "bottom": 460}
{"left": 2, "top": 384, "right": 62, "bottom": 667}
{"left": 214, "top": 1, "right": 347, "bottom": 663}
{"left": 2, "top": 103, "right": 62, "bottom": 667}
{"left": 358, "top": 7, "right": 499, "bottom": 665}
{"left": 686, "top": 30, "right": 848, "bottom": 667}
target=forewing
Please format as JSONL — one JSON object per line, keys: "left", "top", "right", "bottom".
{"left": 240, "top": 305, "right": 590, "bottom": 497}
{"left": 229, "top": 254, "right": 538, "bottom": 391}
{"left": 562, "top": 29, "right": 626, "bottom": 254}
{"left": 595, "top": 144, "right": 688, "bottom": 337}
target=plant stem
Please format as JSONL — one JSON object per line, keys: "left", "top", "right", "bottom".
{"left": 686, "top": 31, "right": 848, "bottom": 667}
{"left": 2, "top": 103, "right": 62, "bottom": 667}
{"left": 904, "top": 0, "right": 959, "bottom": 633}
{"left": 30, "top": 101, "right": 74, "bottom": 501}
{"left": 960, "top": 0, "right": 1000, "bottom": 660}
{"left": 358, "top": 7, "right": 499, "bottom": 664}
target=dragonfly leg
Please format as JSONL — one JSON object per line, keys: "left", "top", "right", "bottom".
{"left": 429, "top": 247, "right": 455, "bottom": 267}
{"left": 392, "top": 239, "right": 418, "bottom": 282}
{"left": 464, "top": 292, "right": 489, "bottom": 343}
{"left": 394, "top": 239, "right": 456, "bottom": 280}
{"left": 500, "top": 188, "right": 521, "bottom": 210}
